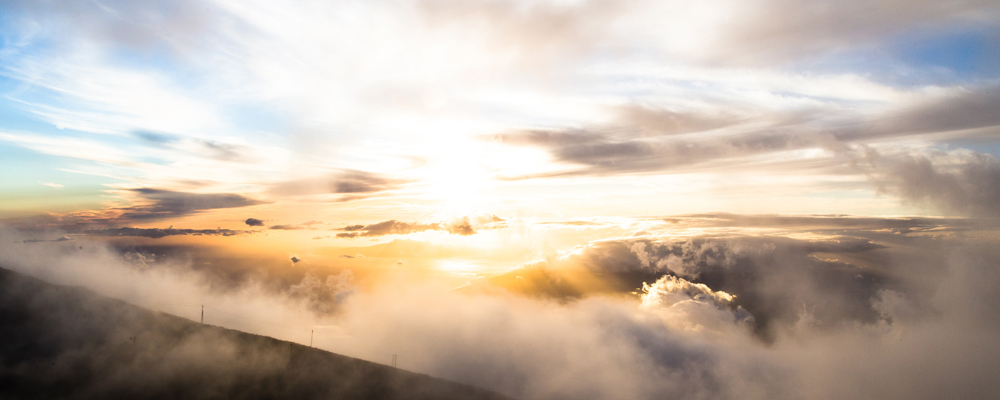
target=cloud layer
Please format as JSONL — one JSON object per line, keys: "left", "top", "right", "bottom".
{"left": 3, "top": 220, "right": 1000, "bottom": 399}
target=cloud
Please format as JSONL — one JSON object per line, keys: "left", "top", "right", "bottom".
{"left": 537, "top": 220, "right": 607, "bottom": 226}
{"left": 266, "top": 220, "right": 326, "bottom": 231}
{"left": 334, "top": 215, "right": 505, "bottom": 238}
{"left": 268, "top": 170, "right": 407, "bottom": 200}
{"left": 112, "top": 188, "right": 266, "bottom": 222}
{"left": 42, "top": 182, "right": 64, "bottom": 189}
{"left": 661, "top": 213, "right": 974, "bottom": 232}
{"left": 288, "top": 270, "right": 355, "bottom": 314}
{"left": 492, "top": 126, "right": 813, "bottom": 177}
{"left": 338, "top": 220, "right": 441, "bottom": 237}
{"left": 245, "top": 218, "right": 265, "bottom": 227}
{"left": 641, "top": 275, "right": 754, "bottom": 334}
{"left": 21, "top": 235, "right": 73, "bottom": 243}
{"left": 268, "top": 225, "right": 304, "bottom": 230}
{"left": 443, "top": 217, "right": 476, "bottom": 236}
{"left": 877, "top": 152, "right": 1000, "bottom": 218}
{"left": 83, "top": 227, "right": 250, "bottom": 239}
{"left": 132, "top": 131, "right": 252, "bottom": 162}
{"left": 477, "top": 234, "right": 892, "bottom": 337}
{"left": 3, "top": 226, "right": 1000, "bottom": 399}
{"left": 491, "top": 85, "right": 1000, "bottom": 179}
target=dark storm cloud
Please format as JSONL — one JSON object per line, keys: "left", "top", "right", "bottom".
{"left": 116, "top": 188, "right": 266, "bottom": 222}
{"left": 83, "top": 227, "right": 250, "bottom": 239}
{"left": 245, "top": 218, "right": 265, "bottom": 227}
{"left": 268, "top": 170, "right": 408, "bottom": 200}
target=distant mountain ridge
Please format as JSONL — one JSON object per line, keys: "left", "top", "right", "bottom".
{"left": 0, "top": 266, "right": 511, "bottom": 400}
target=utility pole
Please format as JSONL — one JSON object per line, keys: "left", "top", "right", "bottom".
{"left": 392, "top": 354, "right": 397, "bottom": 368}
{"left": 310, "top": 330, "right": 314, "bottom": 347}
{"left": 201, "top": 305, "right": 204, "bottom": 324}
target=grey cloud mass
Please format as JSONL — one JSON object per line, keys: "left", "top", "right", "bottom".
{"left": 336, "top": 220, "right": 442, "bottom": 238}
{"left": 878, "top": 153, "right": 1000, "bottom": 218}
{"left": 268, "top": 170, "right": 408, "bottom": 200}
{"left": 245, "top": 218, "right": 264, "bottom": 227}
{"left": 661, "top": 213, "right": 975, "bottom": 232}
{"left": 493, "top": 85, "right": 1000, "bottom": 178}
{"left": 269, "top": 225, "right": 304, "bottom": 230}
{"left": 116, "top": 189, "right": 266, "bottom": 222}
{"left": 335, "top": 216, "right": 504, "bottom": 238}
{"left": 83, "top": 227, "right": 251, "bottom": 239}
{"left": 1, "top": 190, "right": 269, "bottom": 231}
{"left": 267, "top": 219, "right": 327, "bottom": 230}
{"left": 4, "top": 221, "right": 1000, "bottom": 399}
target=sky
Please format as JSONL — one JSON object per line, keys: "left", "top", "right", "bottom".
{"left": 1, "top": 1, "right": 1000, "bottom": 399}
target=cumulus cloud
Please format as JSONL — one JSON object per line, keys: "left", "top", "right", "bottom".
{"left": 269, "top": 224, "right": 304, "bottom": 230}
{"left": 642, "top": 275, "right": 754, "bottom": 334}
{"left": 479, "top": 234, "right": 892, "bottom": 337}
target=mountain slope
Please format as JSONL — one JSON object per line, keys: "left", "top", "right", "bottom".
{"left": 0, "top": 266, "right": 511, "bottom": 400}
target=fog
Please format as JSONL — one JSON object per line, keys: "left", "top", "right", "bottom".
{"left": 2, "top": 225, "right": 999, "bottom": 399}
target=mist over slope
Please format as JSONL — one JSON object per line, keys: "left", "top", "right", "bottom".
{"left": 0, "top": 266, "right": 509, "bottom": 400}
{"left": 3, "top": 220, "right": 1000, "bottom": 400}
